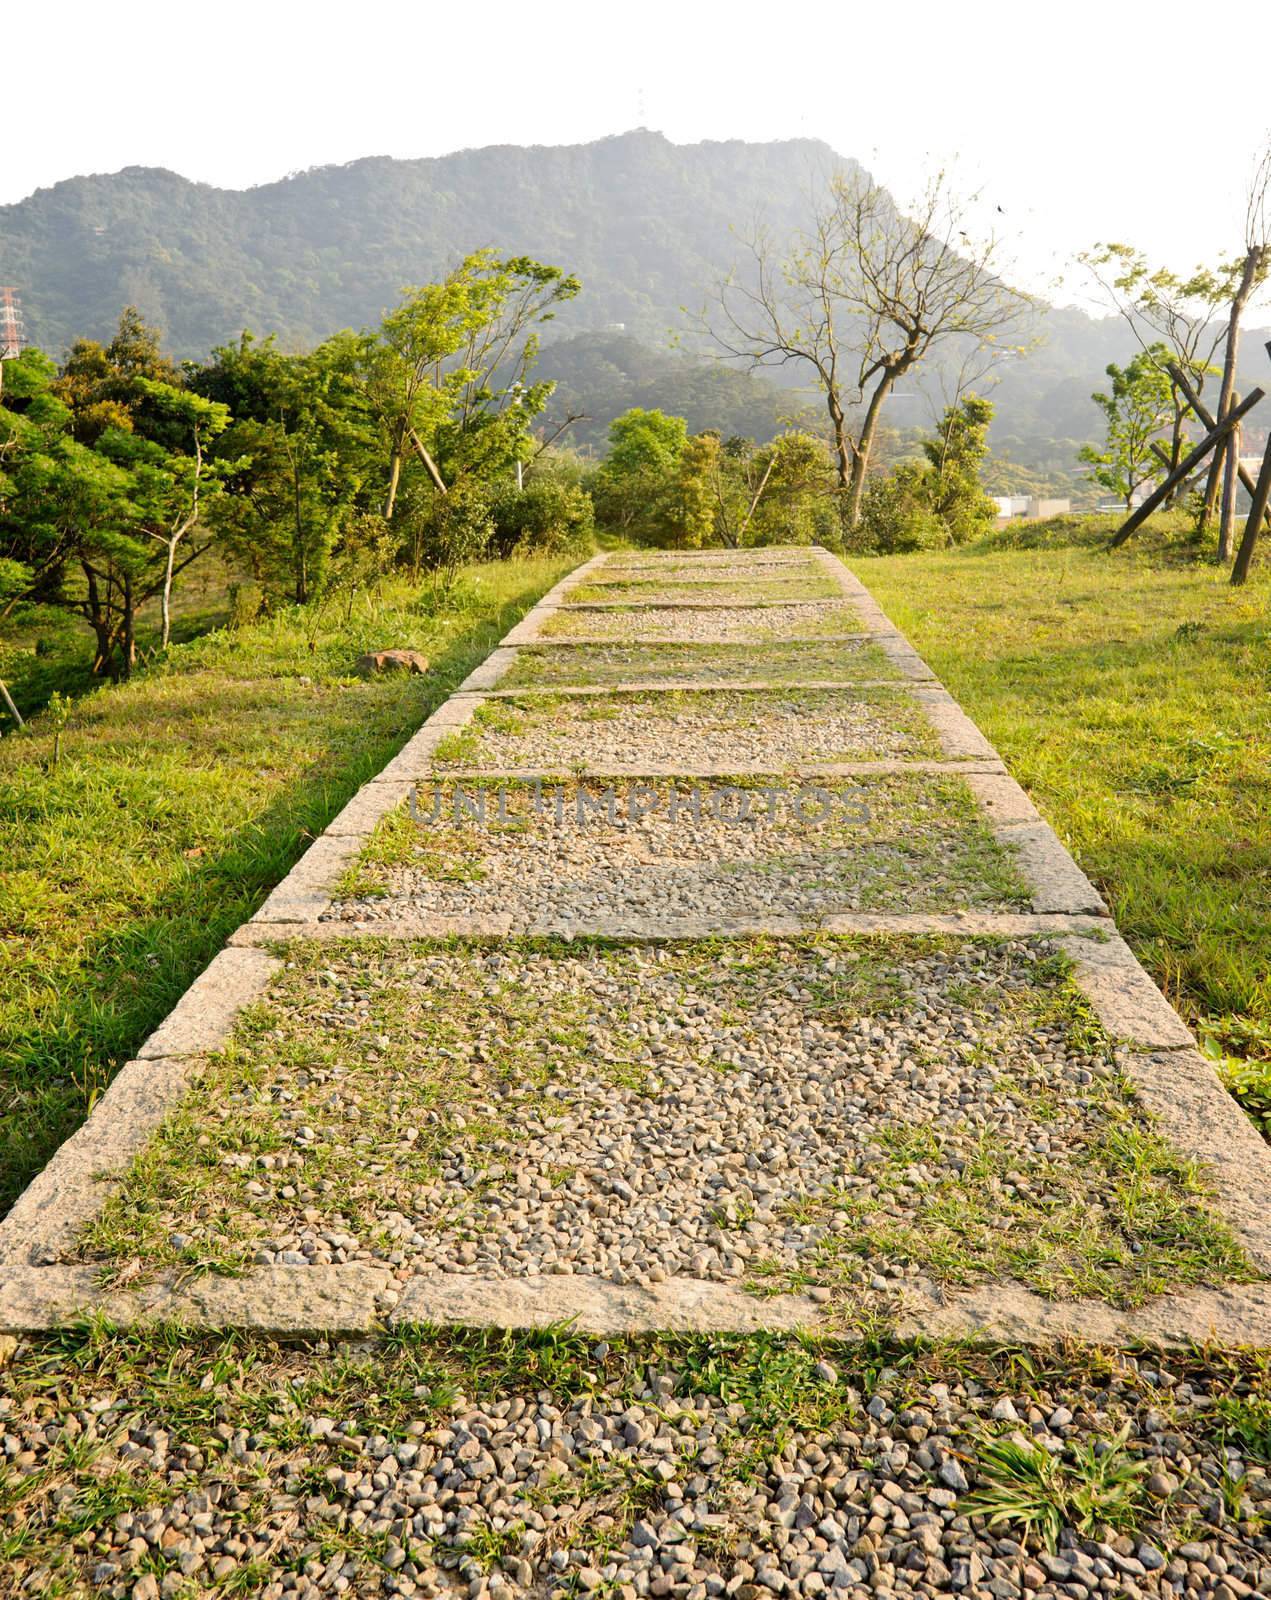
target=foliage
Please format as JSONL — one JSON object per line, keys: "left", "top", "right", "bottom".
{"left": 963, "top": 1428, "right": 1149, "bottom": 1550}
{"left": 489, "top": 477, "right": 594, "bottom": 558}
{"left": 191, "top": 333, "right": 368, "bottom": 604}
{"left": 591, "top": 408, "right": 688, "bottom": 541}
{"left": 855, "top": 464, "right": 949, "bottom": 553}
{"left": 0, "top": 323, "right": 231, "bottom": 678}
{"left": 1079, "top": 345, "right": 1174, "bottom": 512}
{"left": 850, "top": 397, "right": 997, "bottom": 553}
{"left": 921, "top": 394, "right": 998, "bottom": 543}
{"left": 592, "top": 411, "right": 836, "bottom": 548}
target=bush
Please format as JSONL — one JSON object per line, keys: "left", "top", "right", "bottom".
{"left": 489, "top": 478, "right": 594, "bottom": 558}
{"left": 852, "top": 464, "right": 949, "bottom": 554}
{"left": 417, "top": 480, "right": 495, "bottom": 583}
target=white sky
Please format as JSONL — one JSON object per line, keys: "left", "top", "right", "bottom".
{"left": 6, "top": 0, "right": 1271, "bottom": 313}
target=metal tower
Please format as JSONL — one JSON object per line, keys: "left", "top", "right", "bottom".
{"left": 0, "top": 288, "right": 26, "bottom": 360}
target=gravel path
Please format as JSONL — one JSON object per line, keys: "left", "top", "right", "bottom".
{"left": 4, "top": 1330, "right": 1269, "bottom": 1600}
{"left": 569, "top": 578, "right": 840, "bottom": 604}
{"left": 434, "top": 690, "right": 938, "bottom": 770}
{"left": 501, "top": 640, "right": 896, "bottom": 688}
{"left": 327, "top": 776, "right": 1029, "bottom": 927}
{"left": 86, "top": 938, "right": 1247, "bottom": 1308}
{"left": 540, "top": 602, "right": 865, "bottom": 643}
{"left": 7, "top": 1332, "right": 1267, "bottom": 1600}
{"left": 7, "top": 545, "right": 1267, "bottom": 1600}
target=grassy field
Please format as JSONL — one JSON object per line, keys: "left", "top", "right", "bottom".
{"left": 855, "top": 516, "right": 1271, "bottom": 1135}
{"left": 0, "top": 554, "right": 577, "bottom": 1216}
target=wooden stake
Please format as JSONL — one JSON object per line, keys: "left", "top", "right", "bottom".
{"left": 0, "top": 678, "right": 23, "bottom": 728}
{"left": 1166, "top": 363, "right": 1271, "bottom": 519}
{"left": 1231, "top": 429, "right": 1271, "bottom": 584}
{"left": 1109, "top": 388, "right": 1264, "bottom": 548}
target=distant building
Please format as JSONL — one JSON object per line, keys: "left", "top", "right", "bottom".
{"left": 992, "top": 495, "right": 1071, "bottom": 521}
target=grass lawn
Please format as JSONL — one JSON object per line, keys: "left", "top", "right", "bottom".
{"left": 0, "top": 554, "right": 577, "bottom": 1216}
{"left": 854, "top": 516, "right": 1271, "bottom": 1136}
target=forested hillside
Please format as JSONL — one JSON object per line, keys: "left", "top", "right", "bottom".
{"left": 2, "top": 129, "right": 1267, "bottom": 468}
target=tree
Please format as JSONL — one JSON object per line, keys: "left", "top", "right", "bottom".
{"left": 1079, "top": 347, "right": 1174, "bottom": 513}
{"left": 193, "top": 334, "right": 368, "bottom": 604}
{"left": 0, "top": 347, "right": 229, "bottom": 677}
{"left": 1213, "top": 147, "right": 1271, "bottom": 557}
{"left": 1079, "top": 243, "right": 1246, "bottom": 489}
{"left": 662, "top": 431, "right": 719, "bottom": 549}
{"left": 591, "top": 409, "right": 689, "bottom": 539}
{"left": 922, "top": 393, "right": 998, "bottom": 543}
{"left": 350, "top": 252, "right": 579, "bottom": 520}
{"left": 705, "top": 167, "right": 1035, "bottom": 526}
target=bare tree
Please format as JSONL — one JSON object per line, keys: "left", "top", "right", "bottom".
{"left": 703, "top": 169, "right": 1036, "bottom": 526}
{"left": 1214, "top": 145, "right": 1271, "bottom": 558}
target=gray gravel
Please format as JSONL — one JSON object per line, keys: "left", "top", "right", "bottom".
{"left": 501, "top": 640, "right": 895, "bottom": 689}
{"left": 541, "top": 603, "right": 864, "bottom": 644}
{"left": 5, "top": 1338, "right": 1268, "bottom": 1600}
{"left": 93, "top": 938, "right": 1235, "bottom": 1308}
{"left": 437, "top": 690, "right": 936, "bottom": 770}
{"left": 327, "top": 777, "right": 1028, "bottom": 928}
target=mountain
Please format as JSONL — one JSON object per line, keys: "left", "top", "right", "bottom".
{"left": 2, "top": 130, "right": 1266, "bottom": 476}
{"left": 0, "top": 131, "right": 854, "bottom": 355}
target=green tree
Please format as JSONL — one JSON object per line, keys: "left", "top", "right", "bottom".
{"left": 1079, "top": 346, "right": 1174, "bottom": 512}
{"left": 350, "top": 252, "right": 578, "bottom": 520}
{"left": 922, "top": 394, "right": 998, "bottom": 543}
{"left": 591, "top": 408, "right": 688, "bottom": 540}
{"left": 193, "top": 334, "right": 368, "bottom": 603}
{"left": 0, "top": 348, "right": 229, "bottom": 676}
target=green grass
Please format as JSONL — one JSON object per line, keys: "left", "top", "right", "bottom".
{"left": 854, "top": 516, "right": 1271, "bottom": 1133}
{"left": 0, "top": 554, "right": 578, "bottom": 1216}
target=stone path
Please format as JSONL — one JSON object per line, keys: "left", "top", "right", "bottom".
{"left": 5, "top": 547, "right": 1271, "bottom": 1600}
{"left": 2, "top": 545, "right": 1270, "bottom": 1345}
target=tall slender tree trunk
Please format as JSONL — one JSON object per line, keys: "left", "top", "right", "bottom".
{"left": 120, "top": 574, "right": 136, "bottom": 681}
{"left": 845, "top": 374, "right": 896, "bottom": 527}
{"left": 1220, "top": 392, "right": 1242, "bottom": 557}
{"left": 384, "top": 443, "right": 404, "bottom": 521}
{"left": 1213, "top": 246, "right": 1265, "bottom": 559}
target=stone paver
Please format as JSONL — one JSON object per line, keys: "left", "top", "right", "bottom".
{"left": 3, "top": 544, "right": 1269, "bottom": 1347}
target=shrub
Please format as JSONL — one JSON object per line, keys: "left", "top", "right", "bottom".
{"left": 489, "top": 478, "right": 594, "bottom": 558}
{"left": 853, "top": 463, "right": 949, "bottom": 554}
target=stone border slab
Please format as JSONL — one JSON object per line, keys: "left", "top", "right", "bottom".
{"left": 553, "top": 597, "right": 850, "bottom": 612}
{"left": 1116, "top": 1045, "right": 1271, "bottom": 1273}
{"left": 4, "top": 1264, "right": 1270, "bottom": 1348}
{"left": 229, "top": 911, "right": 1109, "bottom": 946}
{"left": 0, "top": 1263, "right": 394, "bottom": 1336}
{"left": 473, "top": 678, "right": 906, "bottom": 697}
{"left": 425, "top": 760, "right": 1007, "bottom": 779}
{"left": 1058, "top": 932, "right": 1194, "bottom": 1049}
{"left": 250, "top": 834, "right": 364, "bottom": 924}
{"left": 137, "top": 946, "right": 280, "bottom": 1059}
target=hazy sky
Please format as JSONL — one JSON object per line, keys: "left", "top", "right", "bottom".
{"left": 8, "top": 0, "right": 1271, "bottom": 312}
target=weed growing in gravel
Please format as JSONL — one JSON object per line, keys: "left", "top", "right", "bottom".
{"left": 963, "top": 1426, "right": 1150, "bottom": 1550}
